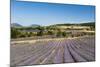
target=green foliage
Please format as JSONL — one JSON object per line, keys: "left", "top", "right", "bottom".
{"left": 37, "top": 30, "right": 43, "bottom": 36}
{"left": 36, "top": 26, "right": 44, "bottom": 36}
{"left": 19, "top": 33, "right": 26, "bottom": 38}
{"left": 62, "top": 32, "right": 66, "bottom": 37}
{"left": 11, "top": 28, "right": 21, "bottom": 38}
{"left": 11, "top": 22, "right": 95, "bottom": 38}
{"left": 56, "top": 29, "right": 62, "bottom": 37}
{"left": 47, "top": 31, "right": 54, "bottom": 35}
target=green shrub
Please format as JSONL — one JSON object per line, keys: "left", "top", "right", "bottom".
{"left": 11, "top": 28, "right": 21, "bottom": 38}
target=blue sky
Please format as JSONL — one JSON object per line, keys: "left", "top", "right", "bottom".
{"left": 11, "top": 0, "right": 95, "bottom": 26}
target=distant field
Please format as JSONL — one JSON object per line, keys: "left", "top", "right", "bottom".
{"left": 10, "top": 36, "right": 95, "bottom": 66}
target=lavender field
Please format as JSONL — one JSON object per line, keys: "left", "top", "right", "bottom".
{"left": 10, "top": 36, "right": 95, "bottom": 66}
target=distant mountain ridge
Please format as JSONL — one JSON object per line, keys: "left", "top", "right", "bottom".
{"left": 11, "top": 23, "right": 22, "bottom": 27}
{"left": 30, "top": 24, "right": 40, "bottom": 27}
{"left": 11, "top": 22, "right": 95, "bottom": 28}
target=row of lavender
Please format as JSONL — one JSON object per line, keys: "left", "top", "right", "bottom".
{"left": 10, "top": 36, "right": 95, "bottom": 66}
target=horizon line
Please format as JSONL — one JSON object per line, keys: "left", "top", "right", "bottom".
{"left": 11, "top": 21, "right": 95, "bottom": 26}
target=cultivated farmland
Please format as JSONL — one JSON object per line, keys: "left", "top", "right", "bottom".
{"left": 10, "top": 35, "right": 95, "bottom": 66}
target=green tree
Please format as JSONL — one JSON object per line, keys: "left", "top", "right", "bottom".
{"left": 37, "top": 30, "right": 43, "bottom": 36}
{"left": 62, "top": 32, "right": 66, "bottom": 37}
{"left": 56, "top": 29, "right": 62, "bottom": 37}
{"left": 47, "top": 31, "right": 54, "bottom": 35}
{"left": 11, "top": 28, "right": 21, "bottom": 38}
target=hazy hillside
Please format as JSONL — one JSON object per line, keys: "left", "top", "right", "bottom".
{"left": 30, "top": 24, "right": 40, "bottom": 27}
{"left": 11, "top": 23, "right": 22, "bottom": 27}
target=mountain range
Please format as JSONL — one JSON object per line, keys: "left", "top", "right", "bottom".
{"left": 11, "top": 22, "right": 95, "bottom": 28}
{"left": 11, "top": 23, "right": 40, "bottom": 28}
